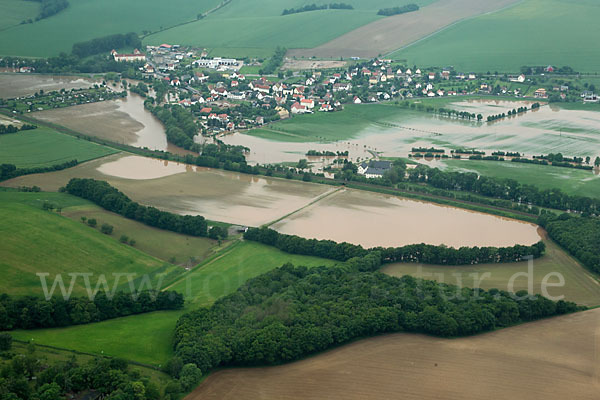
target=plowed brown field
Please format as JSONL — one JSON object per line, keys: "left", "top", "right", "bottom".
{"left": 187, "top": 308, "right": 600, "bottom": 400}
{"left": 288, "top": 0, "right": 520, "bottom": 59}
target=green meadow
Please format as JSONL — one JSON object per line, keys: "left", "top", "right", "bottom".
{"left": 441, "top": 159, "right": 600, "bottom": 199}
{"left": 391, "top": 0, "right": 600, "bottom": 72}
{"left": 0, "top": 0, "right": 222, "bottom": 57}
{"left": 0, "top": 0, "right": 39, "bottom": 31}
{"left": 0, "top": 126, "right": 117, "bottom": 168}
{"left": 10, "top": 240, "right": 336, "bottom": 365}
{"left": 144, "top": 0, "right": 436, "bottom": 57}
{"left": 0, "top": 191, "right": 182, "bottom": 297}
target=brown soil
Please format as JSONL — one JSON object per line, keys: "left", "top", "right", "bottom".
{"left": 187, "top": 308, "right": 600, "bottom": 400}
{"left": 281, "top": 60, "right": 348, "bottom": 70}
{"left": 288, "top": 0, "right": 520, "bottom": 59}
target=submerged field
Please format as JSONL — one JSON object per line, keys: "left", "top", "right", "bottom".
{"left": 0, "top": 74, "right": 98, "bottom": 98}
{"left": 271, "top": 188, "right": 542, "bottom": 248}
{"left": 440, "top": 159, "right": 600, "bottom": 198}
{"left": 392, "top": 0, "right": 600, "bottom": 72}
{"left": 0, "top": 154, "right": 333, "bottom": 226}
{"left": 10, "top": 241, "right": 336, "bottom": 365}
{"left": 189, "top": 308, "right": 600, "bottom": 400}
{"left": 0, "top": 125, "right": 117, "bottom": 168}
{"left": 233, "top": 101, "right": 600, "bottom": 159}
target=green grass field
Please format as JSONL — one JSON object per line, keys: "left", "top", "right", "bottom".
{"left": 250, "top": 104, "right": 405, "bottom": 142}
{"left": 144, "top": 0, "right": 436, "bottom": 57}
{"left": 10, "top": 240, "right": 336, "bottom": 365}
{"left": 0, "top": 0, "right": 39, "bottom": 31}
{"left": 0, "top": 126, "right": 117, "bottom": 168}
{"left": 441, "top": 159, "right": 600, "bottom": 199}
{"left": 0, "top": 191, "right": 182, "bottom": 297}
{"left": 0, "top": 0, "right": 222, "bottom": 57}
{"left": 391, "top": 0, "right": 600, "bottom": 73}
{"left": 381, "top": 239, "right": 600, "bottom": 306}
{"left": 167, "top": 241, "right": 338, "bottom": 305}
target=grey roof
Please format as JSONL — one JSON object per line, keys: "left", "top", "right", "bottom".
{"left": 364, "top": 167, "right": 387, "bottom": 176}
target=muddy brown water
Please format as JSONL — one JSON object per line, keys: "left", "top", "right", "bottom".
{"left": 33, "top": 92, "right": 175, "bottom": 152}
{"left": 0, "top": 74, "right": 100, "bottom": 98}
{"left": 270, "top": 188, "right": 541, "bottom": 248}
{"left": 222, "top": 99, "right": 600, "bottom": 164}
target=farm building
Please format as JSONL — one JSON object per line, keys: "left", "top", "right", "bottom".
{"left": 111, "top": 49, "right": 146, "bottom": 62}
{"left": 357, "top": 160, "right": 392, "bottom": 178}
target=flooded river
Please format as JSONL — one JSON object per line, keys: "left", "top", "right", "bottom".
{"left": 270, "top": 189, "right": 541, "bottom": 248}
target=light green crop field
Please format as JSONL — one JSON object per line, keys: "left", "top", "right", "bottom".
{"left": 10, "top": 240, "right": 336, "bottom": 365}
{"left": 167, "top": 241, "right": 338, "bottom": 305}
{"left": 0, "top": 0, "right": 39, "bottom": 31}
{"left": 144, "top": 0, "right": 436, "bottom": 57}
{"left": 440, "top": 159, "right": 600, "bottom": 199}
{"left": 11, "top": 310, "right": 183, "bottom": 366}
{"left": 0, "top": 126, "right": 117, "bottom": 168}
{"left": 0, "top": 0, "right": 222, "bottom": 57}
{"left": 249, "top": 104, "right": 405, "bottom": 142}
{"left": 391, "top": 0, "right": 600, "bottom": 73}
{"left": 0, "top": 192, "right": 182, "bottom": 297}
{"left": 382, "top": 239, "right": 600, "bottom": 307}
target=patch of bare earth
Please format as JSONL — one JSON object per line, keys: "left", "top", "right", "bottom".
{"left": 281, "top": 59, "right": 347, "bottom": 70}
{"left": 288, "top": 0, "right": 520, "bottom": 59}
{"left": 187, "top": 308, "right": 600, "bottom": 399}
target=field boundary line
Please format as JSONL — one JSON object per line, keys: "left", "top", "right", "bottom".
{"left": 264, "top": 186, "right": 343, "bottom": 227}
{"left": 384, "top": 0, "right": 526, "bottom": 58}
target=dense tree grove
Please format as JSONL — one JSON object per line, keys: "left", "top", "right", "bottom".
{"left": 0, "top": 160, "right": 78, "bottom": 182}
{"left": 538, "top": 212, "right": 600, "bottom": 273}
{"left": 0, "top": 350, "right": 166, "bottom": 400}
{"left": 0, "top": 54, "right": 141, "bottom": 74}
{"left": 173, "top": 263, "right": 579, "bottom": 372}
{"left": 25, "top": 0, "right": 69, "bottom": 22}
{"left": 244, "top": 227, "right": 546, "bottom": 266}
{"left": 401, "top": 165, "right": 600, "bottom": 215}
{"left": 0, "top": 124, "right": 36, "bottom": 135}
{"left": 147, "top": 104, "right": 200, "bottom": 150}
{"left": 377, "top": 4, "right": 419, "bottom": 16}
{"left": 258, "top": 47, "right": 286, "bottom": 75}
{"left": 0, "top": 291, "right": 183, "bottom": 331}
{"left": 65, "top": 178, "right": 208, "bottom": 236}
{"left": 72, "top": 32, "right": 141, "bottom": 58}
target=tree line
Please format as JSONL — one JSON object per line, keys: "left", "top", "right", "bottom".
{"left": 258, "top": 47, "right": 286, "bottom": 75}
{"left": 0, "top": 290, "right": 183, "bottom": 331}
{"left": 0, "top": 160, "right": 78, "bottom": 182}
{"left": 21, "top": 0, "right": 69, "bottom": 23}
{"left": 244, "top": 227, "right": 546, "bottom": 266}
{"left": 0, "top": 347, "right": 184, "bottom": 400}
{"left": 147, "top": 104, "right": 199, "bottom": 150}
{"left": 538, "top": 212, "right": 600, "bottom": 274}
{"left": 65, "top": 178, "right": 209, "bottom": 236}
{"left": 282, "top": 3, "right": 353, "bottom": 15}
{"left": 72, "top": 32, "right": 142, "bottom": 58}
{"left": 0, "top": 123, "right": 36, "bottom": 135}
{"left": 172, "top": 263, "right": 580, "bottom": 374}
{"left": 401, "top": 164, "right": 600, "bottom": 215}
{"left": 377, "top": 4, "right": 419, "bottom": 16}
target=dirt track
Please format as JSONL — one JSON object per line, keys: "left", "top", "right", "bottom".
{"left": 288, "top": 0, "right": 520, "bottom": 59}
{"left": 187, "top": 308, "right": 600, "bottom": 400}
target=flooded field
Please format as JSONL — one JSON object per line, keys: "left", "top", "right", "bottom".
{"left": 271, "top": 189, "right": 541, "bottom": 248}
{"left": 33, "top": 92, "right": 173, "bottom": 151}
{"left": 223, "top": 100, "right": 600, "bottom": 164}
{"left": 0, "top": 74, "right": 99, "bottom": 98}
{"left": 1, "top": 154, "right": 332, "bottom": 226}
{"left": 188, "top": 308, "right": 600, "bottom": 400}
